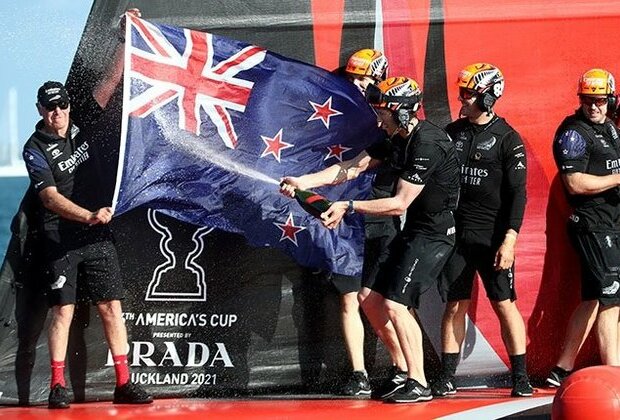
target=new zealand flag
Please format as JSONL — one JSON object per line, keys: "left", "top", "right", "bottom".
{"left": 113, "top": 15, "right": 383, "bottom": 276}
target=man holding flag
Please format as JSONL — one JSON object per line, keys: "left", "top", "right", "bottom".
{"left": 22, "top": 9, "right": 153, "bottom": 409}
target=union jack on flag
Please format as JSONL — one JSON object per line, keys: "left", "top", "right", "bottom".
{"left": 114, "top": 15, "right": 383, "bottom": 276}
{"left": 126, "top": 17, "right": 267, "bottom": 148}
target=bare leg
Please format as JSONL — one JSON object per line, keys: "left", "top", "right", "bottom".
{"left": 555, "top": 300, "right": 599, "bottom": 370}
{"left": 384, "top": 299, "right": 426, "bottom": 386}
{"left": 48, "top": 304, "right": 75, "bottom": 362}
{"left": 97, "top": 300, "right": 127, "bottom": 356}
{"left": 597, "top": 304, "right": 620, "bottom": 366}
{"left": 341, "top": 291, "right": 365, "bottom": 371}
{"left": 441, "top": 300, "right": 470, "bottom": 353}
{"left": 359, "top": 288, "right": 406, "bottom": 370}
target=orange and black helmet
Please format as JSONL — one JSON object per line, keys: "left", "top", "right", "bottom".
{"left": 457, "top": 63, "right": 505, "bottom": 100}
{"left": 577, "top": 68, "right": 616, "bottom": 96}
{"left": 369, "top": 76, "right": 422, "bottom": 111}
{"left": 345, "top": 49, "right": 388, "bottom": 81}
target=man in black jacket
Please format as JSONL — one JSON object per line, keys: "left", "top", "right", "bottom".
{"left": 546, "top": 68, "right": 620, "bottom": 386}
{"left": 433, "top": 63, "right": 533, "bottom": 398}
{"left": 282, "top": 51, "right": 411, "bottom": 400}
{"left": 317, "top": 77, "right": 461, "bottom": 403}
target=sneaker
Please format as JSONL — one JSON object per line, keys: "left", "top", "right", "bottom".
{"left": 546, "top": 366, "right": 571, "bottom": 387}
{"left": 48, "top": 384, "right": 70, "bottom": 409}
{"left": 385, "top": 378, "right": 433, "bottom": 403}
{"left": 113, "top": 382, "right": 154, "bottom": 404}
{"left": 431, "top": 377, "right": 457, "bottom": 397}
{"left": 371, "top": 367, "right": 408, "bottom": 400}
{"left": 341, "top": 371, "right": 371, "bottom": 396}
{"left": 511, "top": 376, "right": 534, "bottom": 397}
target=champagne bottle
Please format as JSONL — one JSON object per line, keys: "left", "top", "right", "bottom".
{"left": 292, "top": 188, "right": 332, "bottom": 218}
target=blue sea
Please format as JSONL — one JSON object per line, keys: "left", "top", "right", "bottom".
{"left": 0, "top": 177, "right": 29, "bottom": 260}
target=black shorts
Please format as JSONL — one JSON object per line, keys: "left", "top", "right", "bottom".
{"left": 362, "top": 220, "right": 399, "bottom": 290}
{"left": 372, "top": 232, "right": 454, "bottom": 309}
{"left": 441, "top": 242, "right": 516, "bottom": 302}
{"left": 569, "top": 228, "right": 620, "bottom": 306}
{"left": 301, "top": 268, "right": 360, "bottom": 295}
{"left": 325, "top": 218, "right": 399, "bottom": 295}
{"left": 43, "top": 234, "right": 125, "bottom": 306}
{"left": 329, "top": 272, "right": 362, "bottom": 294}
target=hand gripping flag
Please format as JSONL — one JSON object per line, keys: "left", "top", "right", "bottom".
{"left": 113, "top": 15, "right": 383, "bottom": 276}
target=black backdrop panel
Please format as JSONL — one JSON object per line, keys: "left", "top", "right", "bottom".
{"left": 0, "top": 0, "right": 400, "bottom": 404}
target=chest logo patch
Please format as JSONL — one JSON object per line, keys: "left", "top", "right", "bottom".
{"left": 476, "top": 136, "right": 497, "bottom": 151}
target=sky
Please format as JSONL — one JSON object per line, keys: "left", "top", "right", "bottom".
{"left": 0, "top": 0, "right": 92, "bottom": 146}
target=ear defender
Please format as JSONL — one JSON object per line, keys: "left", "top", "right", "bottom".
{"left": 608, "top": 94, "right": 618, "bottom": 113}
{"left": 476, "top": 92, "right": 497, "bottom": 113}
{"left": 396, "top": 109, "right": 410, "bottom": 128}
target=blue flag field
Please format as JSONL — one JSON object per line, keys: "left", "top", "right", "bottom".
{"left": 113, "top": 15, "right": 382, "bottom": 276}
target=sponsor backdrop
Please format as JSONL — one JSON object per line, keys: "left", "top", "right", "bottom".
{"left": 1, "top": 0, "right": 620, "bottom": 404}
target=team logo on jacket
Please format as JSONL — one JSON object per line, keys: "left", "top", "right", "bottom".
{"left": 461, "top": 166, "right": 489, "bottom": 185}
{"left": 606, "top": 158, "right": 620, "bottom": 173}
{"left": 476, "top": 136, "right": 497, "bottom": 151}
{"left": 58, "top": 142, "right": 90, "bottom": 173}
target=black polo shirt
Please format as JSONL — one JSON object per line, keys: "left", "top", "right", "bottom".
{"left": 22, "top": 95, "right": 104, "bottom": 235}
{"left": 447, "top": 115, "right": 527, "bottom": 245}
{"left": 368, "top": 120, "right": 460, "bottom": 236}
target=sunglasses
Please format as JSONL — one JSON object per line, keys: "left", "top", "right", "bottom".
{"left": 43, "top": 101, "right": 69, "bottom": 111}
{"left": 458, "top": 88, "right": 477, "bottom": 100}
{"left": 580, "top": 96, "right": 608, "bottom": 107}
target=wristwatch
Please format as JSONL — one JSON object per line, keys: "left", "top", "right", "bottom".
{"left": 347, "top": 199, "right": 355, "bottom": 215}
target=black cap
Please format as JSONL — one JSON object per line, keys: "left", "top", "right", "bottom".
{"left": 37, "top": 81, "right": 70, "bottom": 108}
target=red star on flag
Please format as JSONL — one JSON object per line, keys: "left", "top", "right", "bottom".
{"left": 273, "top": 213, "right": 307, "bottom": 246}
{"left": 324, "top": 144, "right": 353, "bottom": 162}
{"left": 260, "top": 129, "right": 294, "bottom": 162}
{"left": 307, "top": 96, "right": 343, "bottom": 129}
